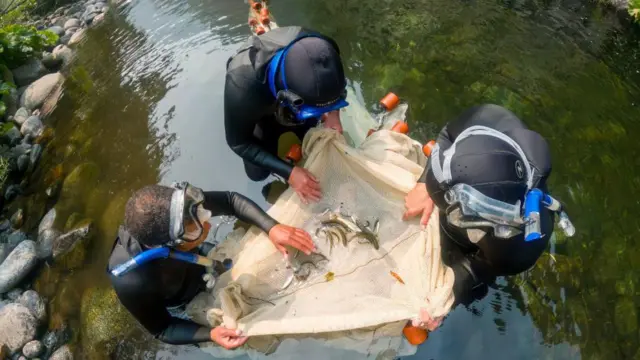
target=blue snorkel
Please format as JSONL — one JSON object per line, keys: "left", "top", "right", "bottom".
{"left": 523, "top": 189, "right": 575, "bottom": 242}
{"left": 110, "top": 247, "right": 232, "bottom": 277}
{"left": 267, "top": 35, "right": 349, "bottom": 122}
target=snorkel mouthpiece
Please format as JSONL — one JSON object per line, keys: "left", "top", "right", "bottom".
{"left": 524, "top": 189, "right": 576, "bottom": 242}
{"left": 277, "top": 90, "right": 303, "bottom": 107}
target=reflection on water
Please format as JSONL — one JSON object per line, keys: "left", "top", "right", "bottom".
{"left": 21, "top": 0, "right": 640, "bottom": 358}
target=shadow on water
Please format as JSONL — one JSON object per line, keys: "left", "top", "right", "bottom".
{"left": 14, "top": 0, "right": 640, "bottom": 358}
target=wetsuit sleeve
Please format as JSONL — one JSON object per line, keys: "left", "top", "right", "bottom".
{"left": 110, "top": 273, "right": 211, "bottom": 345}
{"left": 224, "top": 68, "right": 294, "bottom": 180}
{"left": 204, "top": 191, "right": 278, "bottom": 234}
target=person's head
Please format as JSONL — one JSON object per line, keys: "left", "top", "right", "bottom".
{"left": 424, "top": 104, "right": 560, "bottom": 274}
{"left": 124, "top": 183, "right": 212, "bottom": 252}
{"left": 267, "top": 34, "right": 348, "bottom": 126}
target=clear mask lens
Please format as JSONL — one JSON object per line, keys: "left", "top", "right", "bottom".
{"left": 445, "top": 183, "right": 524, "bottom": 227}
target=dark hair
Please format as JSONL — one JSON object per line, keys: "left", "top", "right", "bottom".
{"left": 124, "top": 185, "right": 174, "bottom": 246}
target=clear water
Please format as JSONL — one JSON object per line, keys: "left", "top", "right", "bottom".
{"left": 20, "top": 0, "right": 640, "bottom": 358}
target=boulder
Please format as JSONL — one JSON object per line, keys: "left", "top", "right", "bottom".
{"left": 61, "top": 162, "right": 100, "bottom": 199}
{"left": 20, "top": 116, "right": 43, "bottom": 139}
{"left": 52, "top": 45, "right": 74, "bottom": 68}
{"left": 49, "top": 345, "right": 72, "bottom": 360}
{"left": 38, "top": 208, "right": 57, "bottom": 234}
{"left": 81, "top": 286, "right": 132, "bottom": 357}
{"left": 68, "top": 29, "right": 86, "bottom": 47}
{"left": 41, "top": 53, "right": 63, "bottom": 71}
{"left": 17, "top": 290, "right": 46, "bottom": 323}
{"left": 36, "top": 228, "right": 59, "bottom": 260}
{"left": 13, "top": 108, "right": 30, "bottom": 126}
{"left": 11, "top": 59, "right": 48, "bottom": 88}
{"left": 0, "top": 303, "right": 37, "bottom": 352}
{"left": 63, "top": 18, "right": 81, "bottom": 30}
{"left": 22, "top": 339, "right": 44, "bottom": 358}
{"left": 0, "top": 240, "right": 38, "bottom": 294}
{"left": 47, "top": 26, "right": 65, "bottom": 37}
{"left": 19, "top": 73, "right": 64, "bottom": 111}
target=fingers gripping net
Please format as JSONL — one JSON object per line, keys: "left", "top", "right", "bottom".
{"left": 190, "top": 117, "right": 455, "bottom": 356}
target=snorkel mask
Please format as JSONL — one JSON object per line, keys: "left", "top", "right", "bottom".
{"left": 168, "top": 182, "right": 212, "bottom": 246}
{"left": 431, "top": 126, "right": 576, "bottom": 242}
{"left": 267, "top": 35, "right": 349, "bottom": 123}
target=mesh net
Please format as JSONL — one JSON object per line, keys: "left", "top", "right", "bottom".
{"left": 187, "top": 99, "right": 455, "bottom": 358}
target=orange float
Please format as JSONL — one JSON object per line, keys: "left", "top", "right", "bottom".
{"left": 248, "top": 17, "right": 258, "bottom": 27}
{"left": 403, "top": 323, "right": 428, "bottom": 345}
{"left": 249, "top": 0, "right": 261, "bottom": 10}
{"left": 379, "top": 92, "right": 400, "bottom": 111}
{"left": 390, "top": 121, "right": 409, "bottom": 134}
{"left": 260, "top": 7, "right": 269, "bottom": 16}
{"left": 255, "top": 26, "right": 266, "bottom": 35}
{"left": 423, "top": 140, "right": 435, "bottom": 157}
{"left": 286, "top": 144, "right": 302, "bottom": 163}
{"left": 260, "top": 15, "right": 270, "bottom": 25}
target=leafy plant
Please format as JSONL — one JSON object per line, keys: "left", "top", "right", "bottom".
{"left": 629, "top": 0, "right": 640, "bottom": 21}
{"left": 0, "top": 80, "right": 14, "bottom": 117}
{"left": 0, "top": 24, "right": 57, "bottom": 68}
{"left": 0, "top": 156, "right": 8, "bottom": 188}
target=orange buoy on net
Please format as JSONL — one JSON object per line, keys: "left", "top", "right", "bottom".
{"left": 260, "top": 7, "right": 269, "bottom": 16}
{"left": 403, "top": 323, "right": 428, "bottom": 345}
{"left": 255, "top": 26, "right": 266, "bottom": 35}
{"left": 248, "top": 17, "right": 258, "bottom": 27}
{"left": 423, "top": 140, "right": 436, "bottom": 157}
{"left": 286, "top": 144, "right": 302, "bottom": 163}
{"left": 260, "top": 15, "right": 270, "bottom": 25}
{"left": 249, "top": 0, "right": 262, "bottom": 10}
{"left": 379, "top": 92, "right": 400, "bottom": 112}
{"left": 391, "top": 121, "right": 409, "bottom": 134}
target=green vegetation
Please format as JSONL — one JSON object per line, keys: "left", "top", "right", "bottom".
{"left": 0, "top": 24, "right": 57, "bottom": 68}
{"left": 0, "top": 0, "right": 37, "bottom": 26}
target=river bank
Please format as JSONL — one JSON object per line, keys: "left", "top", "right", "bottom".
{"left": 0, "top": 1, "right": 119, "bottom": 358}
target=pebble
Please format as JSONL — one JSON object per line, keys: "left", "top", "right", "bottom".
{"left": 22, "top": 340, "right": 43, "bottom": 358}
{"left": 1, "top": 125, "right": 22, "bottom": 146}
{"left": 30, "top": 144, "right": 43, "bottom": 169}
{"left": 63, "top": 18, "right": 81, "bottom": 30}
{"left": 58, "top": 34, "right": 72, "bottom": 46}
{"left": 17, "top": 154, "right": 29, "bottom": 173}
{"left": 68, "top": 29, "right": 86, "bottom": 46}
{"left": 0, "top": 303, "right": 37, "bottom": 352}
{"left": 13, "top": 108, "right": 30, "bottom": 126}
{"left": 0, "top": 219, "right": 11, "bottom": 232}
{"left": 17, "top": 290, "right": 46, "bottom": 323}
{"left": 41, "top": 52, "right": 63, "bottom": 71}
{"left": 11, "top": 59, "right": 47, "bottom": 88}
{"left": 52, "top": 45, "right": 74, "bottom": 68}
{"left": 46, "top": 26, "right": 65, "bottom": 37}
{"left": 4, "top": 184, "right": 20, "bottom": 202}
{"left": 20, "top": 116, "right": 44, "bottom": 139}
{"left": 49, "top": 345, "right": 72, "bottom": 360}
{"left": 10, "top": 209, "right": 24, "bottom": 229}
{"left": 0, "top": 241, "right": 38, "bottom": 294}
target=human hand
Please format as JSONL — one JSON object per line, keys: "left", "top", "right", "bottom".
{"left": 321, "top": 110, "right": 343, "bottom": 133}
{"left": 402, "top": 182, "right": 434, "bottom": 229}
{"left": 269, "top": 224, "right": 316, "bottom": 256}
{"left": 288, "top": 167, "right": 322, "bottom": 204}
{"left": 210, "top": 326, "right": 248, "bottom": 350}
{"left": 411, "top": 308, "right": 443, "bottom": 331}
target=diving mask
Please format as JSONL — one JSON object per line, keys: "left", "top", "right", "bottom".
{"left": 169, "top": 182, "right": 212, "bottom": 246}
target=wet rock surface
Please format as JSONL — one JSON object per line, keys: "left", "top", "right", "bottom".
{"left": 0, "top": 241, "right": 38, "bottom": 294}
{"left": 22, "top": 339, "right": 44, "bottom": 358}
{"left": 0, "top": 303, "right": 37, "bottom": 352}
{"left": 49, "top": 345, "right": 73, "bottom": 360}
{"left": 17, "top": 290, "right": 46, "bottom": 323}
{"left": 19, "top": 73, "right": 64, "bottom": 111}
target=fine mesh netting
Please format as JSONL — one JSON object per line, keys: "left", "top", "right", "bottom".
{"left": 187, "top": 98, "right": 455, "bottom": 359}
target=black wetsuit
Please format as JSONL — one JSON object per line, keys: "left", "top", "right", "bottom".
{"left": 224, "top": 26, "right": 338, "bottom": 181}
{"left": 419, "top": 104, "right": 554, "bottom": 306}
{"left": 107, "top": 191, "right": 278, "bottom": 345}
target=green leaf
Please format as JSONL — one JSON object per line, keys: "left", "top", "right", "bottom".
{"left": 0, "top": 101, "right": 6, "bottom": 117}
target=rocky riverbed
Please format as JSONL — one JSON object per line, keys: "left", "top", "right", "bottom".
{"left": 0, "top": 1, "right": 120, "bottom": 358}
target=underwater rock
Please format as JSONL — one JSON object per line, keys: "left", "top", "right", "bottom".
{"left": 0, "top": 303, "right": 37, "bottom": 352}
{"left": 45, "top": 180, "right": 62, "bottom": 199}
{"left": 0, "top": 244, "right": 8, "bottom": 264}
{"left": 100, "top": 190, "right": 129, "bottom": 237}
{"left": 92, "top": 13, "right": 105, "bottom": 25}
{"left": 12, "top": 59, "right": 48, "bottom": 88}
{"left": 20, "top": 116, "right": 44, "bottom": 139}
{"left": 52, "top": 221, "right": 92, "bottom": 259}
{"left": 49, "top": 345, "right": 72, "bottom": 360}
{"left": 6, "top": 231, "right": 27, "bottom": 250}
{"left": 20, "top": 73, "right": 64, "bottom": 111}
{"left": 22, "top": 339, "right": 44, "bottom": 358}
{"left": 52, "top": 45, "right": 74, "bottom": 68}
{"left": 13, "top": 108, "right": 30, "bottom": 126}
{"left": 63, "top": 213, "right": 82, "bottom": 233}
{"left": 63, "top": 18, "right": 81, "bottom": 30}
{"left": 6, "top": 288, "right": 22, "bottom": 301}
{"left": 17, "top": 154, "right": 29, "bottom": 173}
{"left": 5, "top": 184, "right": 21, "bottom": 202}
{"left": 17, "top": 290, "right": 46, "bottom": 324}
{"left": 41, "top": 53, "right": 63, "bottom": 71}
{"left": 47, "top": 26, "right": 65, "bottom": 37}
{"left": 10, "top": 209, "right": 24, "bottom": 229}
{"left": 61, "top": 162, "right": 100, "bottom": 199}
{"left": 36, "top": 228, "right": 59, "bottom": 259}
{"left": 81, "top": 286, "right": 132, "bottom": 357}
{"left": 68, "top": 29, "right": 86, "bottom": 47}
{"left": 614, "top": 297, "right": 637, "bottom": 336}
{"left": 29, "top": 144, "right": 42, "bottom": 170}
{"left": 38, "top": 208, "right": 57, "bottom": 234}
{"left": 0, "top": 240, "right": 38, "bottom": 294}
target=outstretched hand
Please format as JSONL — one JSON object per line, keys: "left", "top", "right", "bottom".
{"left": 411, "top": 308, "right": 443, "bottom": 331}
{"left": 288, "top": 166, "right": 322, "bottom": 204}
{"left": 321, "top": 110, "right": 343, "bottom": 133}
{"left": 210, "top": 326, "right": 248, "bottom": 350}
{"left": 269, "top": 224, "right": 316, "bottom": 256}
{"left": 402, "top": 182, "right": 434, "bottom": 229}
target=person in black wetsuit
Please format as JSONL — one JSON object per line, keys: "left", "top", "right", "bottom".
{"left": 224, "top": 26, "right": 349, "bottom": 204}
{"left": 402, "top": 104, "right": 573, "bottom": 330}
{"left": 107, "top": 183, "right": 316, "bottom": 349}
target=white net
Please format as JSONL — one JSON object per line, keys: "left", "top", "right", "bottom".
{"left": 187, "top": 97, "right": 455, "bottom": 359}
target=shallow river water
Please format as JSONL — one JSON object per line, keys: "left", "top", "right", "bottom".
{"left": 21, "top": 0, "right": 640, "bottom": 358}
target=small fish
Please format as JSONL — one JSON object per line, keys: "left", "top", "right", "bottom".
{"left": 349, "top": 231, "right": 379, "bottom": 250}
{"left": 390, "top": 271, "right": 405, "bottom": 284}
{"left": 325, "top": 271, "right": 335, "bottom": 282}
{"left": 281, "top": 274, "right": 294, "bottom": 290}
